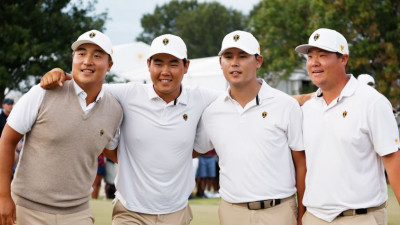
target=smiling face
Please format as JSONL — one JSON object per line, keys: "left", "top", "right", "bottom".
{"left": 306, "top": 48, "right": 348, "bottom": 92}
{"left": 220, "top": 48, "right": 262, "bottom": 89}
{"left": 147, "top": 53, "right": 189, "bottom": 103}
{"left": 72, "top": 43, "right": 113, "bottom": 91}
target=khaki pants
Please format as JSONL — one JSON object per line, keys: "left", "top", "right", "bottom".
{"left": 112, "top": 198, "right": 193, "bottom": 225}
{"left": 219, "top": 196, "right": 298, "bottom": 225}
{"left": 302, "top": 208, "right": 387, "bottom": 225}
{"left": 16, "top": 205, "right": 94, "bottom": 225}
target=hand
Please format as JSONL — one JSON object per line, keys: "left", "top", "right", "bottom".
{"left": 0, "top": 196, "right": 16, "bottom": 225}
{"left": 40, "top": 68, "right": 72, "bottom": 89}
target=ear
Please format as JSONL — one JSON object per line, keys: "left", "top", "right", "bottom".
{"left": 341, "top": 54, "right": 349, "bottom": 66}
{"left": 256, "top": 54, "right": 263, "bottom": 68}
{"left": 107, "top": 60, "right": 114, "bottom": 72}
{"left": 147, "top": 58, "right": 151, "bottom": 71}
{"left": 183, "top": 59, "right": 190, "bottom": 74}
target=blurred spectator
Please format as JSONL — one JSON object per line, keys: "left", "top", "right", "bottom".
{"left": 198, "top": 149, "right": 220, "bottom": 198}
{"left": 104, "top": 157, "right": 116, "bottom": 199}
{"left": 357, "top": 74, "right": 375, "bottom": 88}
{"left": 0, "top": 98, "right": 14, "bottom": 137}
{"left": 92, "top": 153, "right": 106, "bottom": 199}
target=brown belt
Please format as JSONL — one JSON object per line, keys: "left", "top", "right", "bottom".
{"left": 339, "top": 202, "right": 386, "bottom": 216}
{"left": 231, "top": 195, "right": 294, "bottom": 210}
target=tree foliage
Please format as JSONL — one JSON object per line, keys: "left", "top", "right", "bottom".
{"left": 137, "top": 0, "right": 247, "bottom": 58}
{"left": 250, "top": 0, "right": 400, "bottom": 107}
{"left": 0, "top": 0, "right": 107, "bottom": 101}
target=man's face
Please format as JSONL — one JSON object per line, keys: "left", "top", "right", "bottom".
{"left": 72, "top": 43, "right": 113, "bottom": 91}
{"left": 2, "top": 103, "right": 13, "bottom": 115}
{"left": 219, "top": 48, "right": 262, "bottom": 88}
{"left": 147, "top": 53, "right": 189, "bottom": 103}
{"left": 306, "top": 48, "right": 348, "bottom": 91}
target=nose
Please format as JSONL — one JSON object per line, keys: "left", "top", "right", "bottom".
{"left": 231, "top": 56, "right": 239, "bottom": 67}
{"left": 160, "top": 65, "right": 171, "bottom": 74}
{"left": 83, "top": 55, "right": 94, "bottom": 65}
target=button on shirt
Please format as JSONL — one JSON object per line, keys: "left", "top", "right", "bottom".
{"left": 104, "top": 82, "right": 220, "bottom": 214}
{"left": 302, "top": 75, "right": 400, "bottom": 222}
{"left": 200, "top": 79, "right": 304, "bottom": 203}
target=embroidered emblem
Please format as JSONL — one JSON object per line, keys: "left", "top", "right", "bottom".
{"left": 395, "top": 138, "right": 399, "bottom": 144}
{"left": 262, "top": 111, "right": 267, "bottom": 118}
{"left": 163, "top": 38, "right": 169, "bottom": 45}
{"left": 313, "top": 33, "right": 320, "bottom": 41}
{"left": 89, "top": 32, "right": 96, "bottom": 38}
{"left": 340, "top": 45, "right": 344, "bottom": 52}
{"left": 342, "top": 111, "right": 347, "bottom": 118}
{"left": 100, "top": 129, "right": 104, "bottom": 136}
{"left": 183, "top": 114, "right": 188, "bottom": 121}
{"left": 233, "top": 34, "right": 240, "bottom": 42}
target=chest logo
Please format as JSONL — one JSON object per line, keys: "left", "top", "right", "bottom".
{"left": 183, "top": 114, "right": 188, "bottom": 121}
{"left": 342, "top": 111, "right": 347, "bottom": 118}
{"left": 100, "top": 129, "right": 104, "bottom": 136}
{"left": 262, "top": 111, "right": 268, "bottom": 118}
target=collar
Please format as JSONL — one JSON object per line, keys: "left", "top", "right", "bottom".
{"left": 147, "top": 83, "right": 188, "bottom": 105}
{"left": 72, "top": 79, "right": 104, "bottom": 102}
{"left": 314, "top": 74, "right": 357, "bottom": 102}
{"left": 223, "top": 78, "right": 275, "bottom": 104}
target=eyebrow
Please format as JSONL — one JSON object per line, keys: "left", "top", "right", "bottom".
{"left": 223, "top": 51, "right": 247, "bottom": 55}
{"left": 153, "top": 58, "right": 180, "bottom": 64}
{"left": 75, "top": 47, "right": 106, "bottom": 54}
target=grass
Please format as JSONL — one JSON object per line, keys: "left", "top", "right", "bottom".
{"left": 91, "top": 186, "right": 400, "bottom": 225}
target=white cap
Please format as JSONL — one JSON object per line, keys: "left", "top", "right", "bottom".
{"left": 219, "top": 30, "right": 260, "bottom": 55}
{"left": 149, "top": 34, "right": 187, "bottom": 59}
{"left": 295, "top": 28, "right": 349, "bottom": 55}
{"left": 358, "top": 74, "right": 375, "bottom": 88}
{"left": 71, "top": 30, "right": 113, "bottom": 55}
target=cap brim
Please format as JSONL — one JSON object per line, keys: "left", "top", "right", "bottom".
{"left": 149, "top": 50, "right": 186, "bottom": 59}
{"left": 71, "top": 40, "right": 111, "bottom": 55}
{"left": 295, "top": 44, "right": 338, "bottom": 54}
{"left": 218, "top": 47, "right": 258, "bottom": 56}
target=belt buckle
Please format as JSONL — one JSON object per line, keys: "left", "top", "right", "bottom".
{"left": 247, "top": 201, "right": 262, "bottom": 210}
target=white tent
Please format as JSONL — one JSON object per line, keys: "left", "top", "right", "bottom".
{"left": 120, "top": 56, "right": 228, "bottom": 91}
{"left": 110, "top": 42, "right": 150, "bottom": 75}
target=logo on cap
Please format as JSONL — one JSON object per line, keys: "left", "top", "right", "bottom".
{"left": 314, "top": 33, "right": 320, "bottom": 41}
{"left": 340, "top": 45, "right": 344, "bottom": 52}
{"left": 89, "top": 32, "right": 96, "bottom": 38}
{"left": 163, "top": 38, "right": 169, "bottom": 46}
{"left": 233, "top": 34, "right": 240, "bottom": 42}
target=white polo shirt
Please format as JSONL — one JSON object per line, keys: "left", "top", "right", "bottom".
{"left": 104, "top": 82, "right": 220, "bottom": 214}
{"left": 200, "top": 79, "right": 304, "bottom": 203}
{"left": 7, "top": 81, "right": 119, "bottom": 150}
{"left": 302, "top": 75, "right": 400, "bottom": 222}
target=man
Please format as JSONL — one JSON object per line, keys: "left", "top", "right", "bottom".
{"left": 199, "top": 30, "right": 306, "bottom": 225}
{"left": 357, "top": 74, "right": 375, "bottom": 88}
{"left": 0, "top": 98, "right": 14, "bottom": 137}
{"left": 0, "top": 30, "right": 122, "bottom": 225}
{"left": 41, "top": 34, "right": 220, "bottom": 225}
{"left": 295, "top": 28, "right": 400, "bottom": 225}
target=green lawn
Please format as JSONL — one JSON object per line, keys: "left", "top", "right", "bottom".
{"left": 91, "top": 186, "right": 400, "bottom": 225}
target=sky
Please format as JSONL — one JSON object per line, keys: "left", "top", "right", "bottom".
{"left": 79, "top": 0, "right": 261, "bottom": 45}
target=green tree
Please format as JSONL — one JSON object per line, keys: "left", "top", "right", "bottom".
{"left": 137, "top": 0, "right": 248, "bottom": 58}
{"left": 0, "top": 0, "right": 107, "bottom": 101}
{"left": 250, "top": 0, "right": 400, "bottom": 107}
